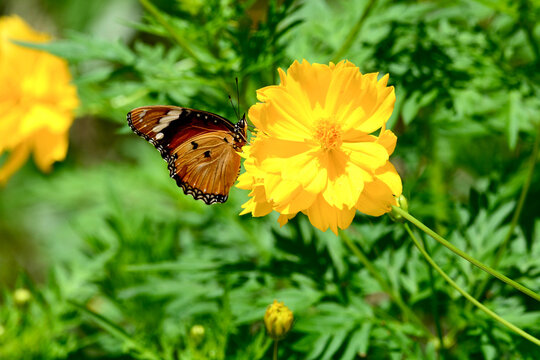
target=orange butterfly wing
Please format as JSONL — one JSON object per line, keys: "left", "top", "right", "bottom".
{"left": 127, "top": 105, "right": 247, "bottom": 204}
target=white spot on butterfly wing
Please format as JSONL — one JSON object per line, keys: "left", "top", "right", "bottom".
{"left": 156, "top": 132, "right": 164, "bottom": 140}
{"left": 153, "top": 114, "right": 180, "bottom": 132}
{"left": 160, "top": 115, "right": 180, "bottom": 124}
{"left": 138, "top": 110, "right": 147, "bottom": 122}
{"left": 167, "top": 109, "right": 182, "bottom": 116}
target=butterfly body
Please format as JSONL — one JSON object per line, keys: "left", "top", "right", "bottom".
{"left": 127, "top": 106, "right": 247, "bottom": 204}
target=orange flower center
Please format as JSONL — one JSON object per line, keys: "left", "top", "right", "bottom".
{"left": 314, "top": 117, "right": 342, "bottom": 150}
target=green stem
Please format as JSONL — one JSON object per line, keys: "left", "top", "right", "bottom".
{"left": 404, "top": 224, "right": 540, "bottom": 347}
{"left": 392, "top": 206, "right": 540, "bottom": 302}
{"left": 420, "top": 236, "right": 445, "bottom": 356}
{"left": 273, "top": 340, "right": 278, "bottom": 360}
{"left": 474, "top": 122, "right": 540, "bottom": 300}
{"left": 331, "top": 0, "right": 378, "bottom": 63}
{"left": 139, "top": 0, "right": 201, "bottom": 62}
{"left": 341, "top": 231, "right": 432, "bottom": 337}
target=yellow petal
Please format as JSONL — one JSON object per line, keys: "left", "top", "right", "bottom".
{"left": 320, "top": 150, "right": 365, "bottom": 209}
{"left": 274, "top": 188, "right": 317, "bottom": 214}
{"left": 239, "top": 198, "right": 256, "bottom": 215}
{"left": 305, "top": 195, "right": 356, "bottom": 235}
{"left": 0, "top": 15, "right": 49, "bottom": 43}
{"left": 357, "top": 82, "right": 395, "bottom": 133}
{"left": 250, "top": 87, "right": 312, "bottom": 141}
{"left": 304, "top": 165, "right": 328, "bottom": 194}
{"left": 332, "top": 60, "right": 357, "bottom": 70}
{"left": 342, "top": 141, "right": 388, "bottom": 171}
{"left": 31, "top": 129, "right": 69, "bottom": 172}
{"left": 0, "top": 106, "right": 26, "bottom": 152}
{"left": 278, "top": 68, "right": 287, "bottom": 85}
{"left": 240, "top": 197, "right": 273, "bottom": 217}
{"left": 341, "top": 73, "right": 395, "bottom": 134}
{"left": 265, "top": 178, "right": 301, "bottom": 205}
{"left": 355, "top": 178, "right": 397, "bottom": 216}
{"left": 0, "top": 143, "right": 30, "bottom": 185}
{"left": 240, "top": 184, "right": 274, "bottom": 216}
{"left": 277, "top": 213, "right": 296, "bottom": 227}
{"left": 341, "top": 125, "right": 396, "bottom": 156}
{"left": 285, "top": 59, "right": 333, "bottom": 109}
{"left": 375, "top": 162, "right": 402, "bottom": 196}
{"left": 280, "top": 149, "right": 319, "bottom": 187}
{"left": 251, "top": 137, "right": 312, "bottom": 173}
{"left": 340, "top": 104, "right": 366, "bottom": 132}
{"left": 247, "top": 136, "right": 329, "bottom": 196}
{"left": 377, "top": 129, "right": 397, "bottom": 155}
{"left": 236, "top": 172, "right": 255, "bottom": 189}
{"left": 324, "top": 65, "right": 362, "bottom": 116}
{"left": 20, "top": 105, "right": 73, "bottom": 136}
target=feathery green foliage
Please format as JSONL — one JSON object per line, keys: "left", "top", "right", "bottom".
{"left": 1, "top": 0, "right": 539, "bottom": 358}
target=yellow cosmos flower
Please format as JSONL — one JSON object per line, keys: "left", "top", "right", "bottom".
{"left": 238, "top": 60, "right": 402, "bottom": 234}
{"left": 0, "top": 15, "right": 79, "bottom": 184}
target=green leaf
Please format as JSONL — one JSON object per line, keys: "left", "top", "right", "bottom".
{"left": 401, "top": 89, "right": 438, "bottom": 125}
{"left": 15, "top": 33, "right": 135, "bottom": 64}
{"left": 507, "top": 90, "right": 524, "bottom": 150}
{"left": 321, "top": 330, "right": 348, "bottom": 360}
{"left": 341, "top": 323, "right": 372, "bottom": 360}
{"left": 306, "top": 334, "right": 330, "bottom": 360}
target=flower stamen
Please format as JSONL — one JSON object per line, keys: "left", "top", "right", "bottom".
{"left": 314, "top": 117, "right": 342, "bottom": 151}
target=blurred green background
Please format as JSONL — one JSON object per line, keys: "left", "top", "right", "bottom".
{"left": 1, "top": 0, "right": 539, "bottom": 359}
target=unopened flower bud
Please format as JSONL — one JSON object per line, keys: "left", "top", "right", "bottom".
{"left": 264, "top": 300, "right": 293, "bottom": 340}
{"left": 389, "top": 194, "right": 408, "bottom": 223}
{"left": 14, "top": 288, "right": 31, "bottom": 305}
{"left": 397, "top": 194, "right": 408, "bottom": 212}
{"left": 189, "top": 324, "right": 205, "bottom": 345}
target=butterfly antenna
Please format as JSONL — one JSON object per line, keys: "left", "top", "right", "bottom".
{"left": 228, "top": 94, "right": 240, "bottom": 120}
{"left": 235, "top": 77, "right": 241, "bottom": 120}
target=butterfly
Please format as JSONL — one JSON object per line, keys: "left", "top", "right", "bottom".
{"left": 127, "top": 106, "right": 248, "bottom": 204}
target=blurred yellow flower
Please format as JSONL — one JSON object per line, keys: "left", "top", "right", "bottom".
{"left": 264, "top": 300, "right": 293, "bottom": 340}
{"left": 13, "top": 288, "right": 31, "bottom": 304}
{"left": 238, "top": 60, "right": 402, "bottom": 234}
{"left": 189, "top": 324, "right": 205, "bottom": 345}
{"left": 0, "top": 15, "right": 79, "bottom": 184}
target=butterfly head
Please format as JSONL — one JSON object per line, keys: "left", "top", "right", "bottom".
{"left": 233, "top": 114, "right": 248, "bottom": 150}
